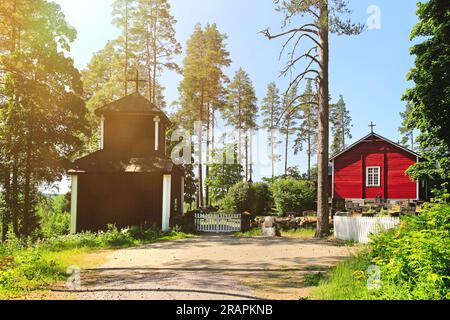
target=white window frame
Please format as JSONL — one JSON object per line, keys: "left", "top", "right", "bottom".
{"left": 366, "top": 166, "right": 381, "bottom": 187}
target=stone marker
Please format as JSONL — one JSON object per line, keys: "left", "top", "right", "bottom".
{"left": 262, "top": 216, "right": 280, "bottom": 237}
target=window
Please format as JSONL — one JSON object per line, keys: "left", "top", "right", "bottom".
{"left": 366, "top": 167, "right": 381, "bottom": 187}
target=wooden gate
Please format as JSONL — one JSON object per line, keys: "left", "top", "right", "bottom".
{"left": 194, "top": 213, "right": 241, "bottom": 233}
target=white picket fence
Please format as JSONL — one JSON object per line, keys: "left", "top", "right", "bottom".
{"left": 334, "top": 216, "right": 400, "bottom": 244}
{"left": 195, "top": 213, "right": 242, "bottom": 233}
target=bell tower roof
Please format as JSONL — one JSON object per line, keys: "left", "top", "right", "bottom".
{"left": 95, "top": 92, "right": 170, "bottom": 124}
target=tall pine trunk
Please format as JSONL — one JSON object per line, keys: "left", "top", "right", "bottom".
{"left": 205, "top": 102, "right": 211, "bottom": 207}
{"left": 152, "top": 11, "right": 158, "bottom": 103}
{"left": 124, "top": 0, "right": 129, "bottom": 96}
{"left": 316, "top": 2, "right": 330, "bottom": 238}
{"left": 197, "top": 86, "right": 205, "bottom": 208}
{"left": 245, "top": 134, "right": 249, "bottom": 181}
{"left": 146, "top": 24, "right": 153, "bottom": 101}
{"left": 271, "top": 110, "right": 275, "bottom": 178}
{"left": 307, "top": 130, "right": 311, "bottom": 181}
{"left": 284, "top": 122, "right": 289, "bottom": 177}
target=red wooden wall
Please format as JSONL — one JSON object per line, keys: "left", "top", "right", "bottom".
{"left": 333, "top": 137, "right": 417, "bottom": 200}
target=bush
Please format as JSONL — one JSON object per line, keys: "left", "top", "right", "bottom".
{"left": 252, "top": 182, "right": 273, "bottom": 215}
{"left": 368, "top": 203, "right": 450, "bottom": 299}
{"left": 220, "top": 181, "right": 273, "bottom": 215}
{"left": 221, "top": 182, "right": 256, "bottom": 214}
{"left": 315, "top": 203, "right": 450, "bottom": 300}
{"left": 270, "top": 178, "right": 316, "bottom": 216}
{"left": 37, "top": 194, "right": 71, "bottom": 238}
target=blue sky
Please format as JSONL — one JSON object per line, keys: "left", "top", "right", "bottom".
{"left": 54, "top": 0, "right": 420, "bottom": 186}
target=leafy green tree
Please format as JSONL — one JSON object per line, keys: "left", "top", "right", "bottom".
{"left": 263, "top": 0, "right": 363, "bottom": 237}
{"left": 294, "top": 80, "right": 318, "bottom": 180}
{"left": 261, "top": 82, "right": 282, "bottom": 178}
{"left": 223, "top": 68, "right": 258, "bottom": 181}
{"left": 402, "top": 0, "right": 450, "bottom": 189}
{"left": 330, "top": 95, "right": 352, "bottom": 156}
{"left": 205, "top": 145, "right": 243, "bottom": 204}
{"left": 0, "top": 0, "right": 89, "bottom": 238}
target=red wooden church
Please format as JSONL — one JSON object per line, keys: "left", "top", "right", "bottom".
{"left": 329, "top": 130, "right": 427, "bottom": 203}
{"left": 68, "top": 92, "right": 184, "bottom": 233}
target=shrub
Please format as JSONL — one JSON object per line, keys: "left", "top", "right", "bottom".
{"left": 252, "top": 182, "right": 273, "bottom": 215}
{"left": 368, "top": 203, "right": 450, "bottom": 299}
{"left": 221, "top": 182, "right": 256, "bottom": 214}
{"left": 37, "top": 194, "right": 71, "bottom": 238}
{"left": 315, "top": 203, "right": 450, "bottom": 300}
{"left": 270, "top": 178, "right": 316, "bottom": 216}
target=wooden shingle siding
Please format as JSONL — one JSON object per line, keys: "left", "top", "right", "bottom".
{"left": 333, "top": 135, "right": 418, "bottom": 200}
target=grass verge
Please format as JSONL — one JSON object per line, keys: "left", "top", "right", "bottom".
{"left": 0, "top": 226, "right": 193, "bottom": 300}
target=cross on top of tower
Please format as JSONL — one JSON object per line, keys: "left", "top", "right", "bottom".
{"left": 126, "top": 70, "right": 147, "bottom": 93}
{"left": 369, "top": 122, "right": 376, "bottom": 133}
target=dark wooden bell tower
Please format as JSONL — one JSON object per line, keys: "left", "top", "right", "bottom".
{"left": 68, "top": 92, "right": 185, "bottom": 233}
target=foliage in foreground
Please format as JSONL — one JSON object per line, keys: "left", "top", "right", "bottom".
{"left": 315, "top": 203, "right": 450, "bottom": 300}
{"left": 0, "top": 226, "right": 191, "bottom": 298}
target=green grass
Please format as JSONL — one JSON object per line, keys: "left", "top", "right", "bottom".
{"left": 0, "top": 226, "right": 193, "bottom": 299}
{"left": 235, "top": 228, "right": 316, "bottom": 238}
{"left": 313, "top": 253, "right": 373, "bottom": 300}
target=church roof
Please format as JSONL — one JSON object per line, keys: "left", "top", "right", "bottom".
{"left": 95, "top": 92, "right": 171, "bottom": 124}
{"left": 330, "top": 132, "right": 421, "bottom": 161}
{"left": 68, "top": 150, "right": 184, "bottom": 175}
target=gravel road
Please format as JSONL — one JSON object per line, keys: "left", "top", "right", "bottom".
{"left": 55, "top": 235, "right": 352, "bottom": 300}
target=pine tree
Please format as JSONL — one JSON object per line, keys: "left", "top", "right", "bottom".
{"left": 261, "top": 82, "right": 282, "bottom": 178}
{"left": 398, "top": 103, "right": 415, "bottom": 151}
{"left": 178, "top": 23, "right": 230, "bottom": 208}
{"left": 263, "top": 0, "right": 363, "bottom": 238}
{"left": 223, "top": 68, "right": 258, "bottom": 181}
{"left": 280, "top": 86, "right": 300, "bottom": 176}
{"left": 132, "top": 0, "right": 181, "bottom": 102}
{"left": 330, "top": 95, "right": 352, "bottom": 156}
{"left": 294, "top": 80, "right": 318, "bottom": 181}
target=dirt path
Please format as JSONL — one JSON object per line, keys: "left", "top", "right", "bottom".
{"left": 53, "top": 235, "right": 353, "bottom": 300}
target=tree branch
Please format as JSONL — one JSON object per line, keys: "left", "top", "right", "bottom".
{"left": 260, "top": 26, "right": 318, "bottom": 41}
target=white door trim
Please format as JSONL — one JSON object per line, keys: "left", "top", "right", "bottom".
{"left": 70, "top": 175, "right": 78, "bottom": 234}
{"left": 162, "top": 174, "right": 172, "bottom": 231}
